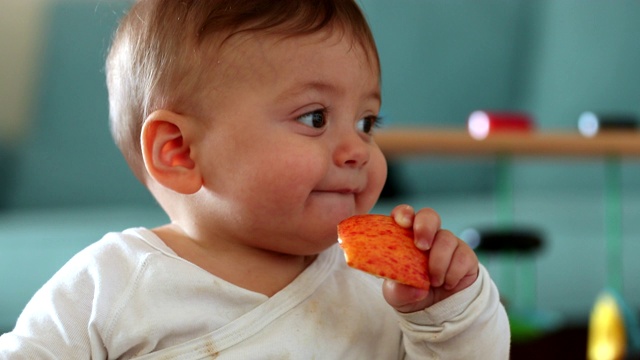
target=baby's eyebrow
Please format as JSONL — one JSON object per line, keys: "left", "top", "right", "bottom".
{"left": 276, "top": 81, "right": 339, "bottom": 102}
{"left": 276, "top": 81, "right": 381, "bottom": 104}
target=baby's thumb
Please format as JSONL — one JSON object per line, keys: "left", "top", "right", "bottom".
{"left": 382, "top": 279, "right": 429, "bottom": 313}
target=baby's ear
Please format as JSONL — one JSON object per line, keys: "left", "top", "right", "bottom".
{"left": 141, "top": 110, "right": 202, "bottom": 194}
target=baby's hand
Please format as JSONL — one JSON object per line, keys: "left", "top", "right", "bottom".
{"left": 382, "top": 205, "right": 479, "bottom": 313}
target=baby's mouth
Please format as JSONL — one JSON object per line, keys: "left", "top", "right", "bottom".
{"left": 313, "top": 188, "right": 358, "bottom": 195}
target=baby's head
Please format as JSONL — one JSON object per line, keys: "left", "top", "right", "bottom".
{"left": 106, "top": 0, "right": 380, "bottom": 182}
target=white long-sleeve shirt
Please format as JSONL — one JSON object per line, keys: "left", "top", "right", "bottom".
{"left": 0, "top": 228, "right": 509, "bottom": 359}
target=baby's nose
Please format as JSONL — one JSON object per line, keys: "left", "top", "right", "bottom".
{"left": 333, "top": 132, "right": 370, "bottom": 168}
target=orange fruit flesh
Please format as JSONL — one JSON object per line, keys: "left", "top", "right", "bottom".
{"left": 338, "top": 214, "right": 430, "bottom": 290}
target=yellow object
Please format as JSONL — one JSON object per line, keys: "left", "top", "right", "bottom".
{"left": 588, "top": 292, "right": 627, "bottom": 360}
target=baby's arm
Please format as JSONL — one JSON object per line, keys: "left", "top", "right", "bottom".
{"left": 383, "top": 205, "right": 510, "bottom": 359}
{"left": 0, "top": 258, "right": 102, "bottom": 360}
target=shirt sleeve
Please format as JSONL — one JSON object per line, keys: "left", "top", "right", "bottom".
{"left": 0, "top": 234, "right": 138, "bottom": 360}
{"left": 0, "top": 260, "right": 103, "bottom": 360}
{"left": 397, "top": 264, "right": 511, "bottom": 360}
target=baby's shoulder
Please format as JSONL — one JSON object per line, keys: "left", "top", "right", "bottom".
{"left": 45, "top": 228, "right": 171, "bottom": 297}
{"left": 65, "top": 228, "right": 162, "bottom": 270}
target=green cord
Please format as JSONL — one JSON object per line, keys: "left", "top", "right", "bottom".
{"left": 496, "top": 154, "right": 514, "bottom": 227}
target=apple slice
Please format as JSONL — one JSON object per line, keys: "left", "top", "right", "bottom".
{"left": 337, "top": 214, "right": 430, "bottom": 290}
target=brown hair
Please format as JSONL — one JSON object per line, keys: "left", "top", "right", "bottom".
{"left": 106, "top": 0, "right": 380, "bottom": 181}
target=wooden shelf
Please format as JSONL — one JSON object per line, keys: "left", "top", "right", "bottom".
{"left": 374, "top": 128, "right": 640, "bottom": 158}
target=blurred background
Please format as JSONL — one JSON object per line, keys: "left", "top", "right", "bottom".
{"left": 2, "top": 0, "right": 640, "bottom": 357}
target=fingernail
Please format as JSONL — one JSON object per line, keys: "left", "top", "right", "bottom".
{"left": 416, "top": 236, "right": 430, "bottom": 251}
{"left": 444, "top": 283, "right": 455, "bottom": 291}
{"left": 395, "top": 214, "right": 412, "bottom": 228}
{"left": 412, "top": 287, "right": 429, "bottom": 301}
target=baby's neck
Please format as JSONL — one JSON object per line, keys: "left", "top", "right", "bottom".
{"left": 152, "top": 224, "right": 317, "bottom": 297}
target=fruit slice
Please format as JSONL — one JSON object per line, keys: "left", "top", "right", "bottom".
{"left": 337, "top": 214, "right": 430, "bottom": 290}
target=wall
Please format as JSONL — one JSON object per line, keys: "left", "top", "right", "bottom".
{"left": 361, "top": 0, "right": 537, "bottom": 196}
{"left": 0, "top": 0, "right": 48, "bottom": 145}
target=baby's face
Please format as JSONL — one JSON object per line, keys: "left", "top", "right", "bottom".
{"left": 191, "top": 27, "right": 386, "bottom": 255}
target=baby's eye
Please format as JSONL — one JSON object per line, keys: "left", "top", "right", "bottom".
{"left": 356, "top": 115, "right": 382, "bottom": 134}
{"left": 297, "top": 110, "right": 327, "bottom": 129}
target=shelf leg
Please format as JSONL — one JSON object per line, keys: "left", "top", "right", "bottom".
{"left": 495, "top": 154, "right": 519, "bottom": 308}
{"left": 495, "top": 154, "right": 537, "bottom": 312}
{"left": 604, "top": 156, "right": 623, "bottom": 293}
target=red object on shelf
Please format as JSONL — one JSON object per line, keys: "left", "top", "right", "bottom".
{"left": 467, "top": 111, "right": 534, "bottom": 140}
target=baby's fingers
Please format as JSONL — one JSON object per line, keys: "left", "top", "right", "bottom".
{"left": 442, "top": 244, "right": 478, "bottom": 291}
{"left": 382, "top": 279, "right": 430, "bottom": 313}
{"left": 428, "top": 230, "right": 458, "bottom": 287}
{"left": 429, "top": 231, "right": 479, "bottom": 292}
{"left": 390, "top": 206, "right": 441, "bottom": 251}
{"left": 390, "top": 205, "right": 414, "bottom": 228}
{"left": 412, "top": 208, "right": 441, "bottom": 251}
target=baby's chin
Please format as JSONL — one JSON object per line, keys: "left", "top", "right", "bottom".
{"left": 270, "top": 234, "right": 339, "bottom": 257}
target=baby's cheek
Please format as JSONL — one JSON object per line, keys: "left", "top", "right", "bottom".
{"left": 359, "top": 171, "right": 387, "bottom": 213}
{"left": 355, "top": 194, "right": 376, "bottom": 215}
{"left": 370, "top": 152, "right": 388, "bottom": 194}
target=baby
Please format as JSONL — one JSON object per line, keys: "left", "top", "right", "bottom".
{"left": 0, "top": 0, "right": 510, "bottom": 358}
